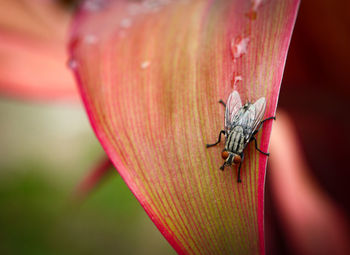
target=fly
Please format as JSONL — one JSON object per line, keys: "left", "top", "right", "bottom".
{"left": 206, "top": 90, "right": 275, "bottom": 183}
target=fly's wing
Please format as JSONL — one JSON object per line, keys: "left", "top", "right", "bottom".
{"left": 225, "top": 90, "right": 242, "bottom": 131}
{"left": 251, "top": 96, "right": 266, "bottom": 133}
{"left": 237, "top": 104, "right": 256, "bottom": 140}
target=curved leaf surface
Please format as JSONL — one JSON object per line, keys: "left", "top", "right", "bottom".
{"left": 70, "top": 0, "right": 299, "bottom": 254}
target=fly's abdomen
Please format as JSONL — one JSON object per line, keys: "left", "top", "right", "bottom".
{"left": 226, "top": 126, "right": 245, "bottom": 154}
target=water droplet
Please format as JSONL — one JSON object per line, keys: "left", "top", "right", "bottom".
{"left": 67, "top": 58, "right": 78, "bottom": 70}
{"left": 140, "top": 61, "right": 151, "bottom": 69}
{"left": 245, "top": 0, "right": 263, "bottom": 20}
{"left": 145, "top": 0, "right": 165, "bottom": 12}
{"left": 83, "top": 0, "right": 104, "bottom": 12}
{"left": 144, "top": 0, "right": 172, "bottom": 13}
{"left": 126, "top": 0, "right": 174, "bottom": 16}
{"left": 252, "top": 0, "right": 263, "bottom": 11}
{"left": 231, "top": 74, "right": 242, "bottom": 89}
{"left": 234, "top": 75, "right": 242, "bottom": 84}
{"left": 120, "top": 18, "right": 132, "bottom": 28}
{"left": 142, "top": 0, "right": 163, "bottom": 11}
{"left": 83, "top": 34, "right": 98, "bottom": 44}
{"left": 231, "top": 36, "right": 250, "bottom": 59}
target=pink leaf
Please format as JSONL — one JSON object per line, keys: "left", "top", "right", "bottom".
{"left": 73, "top": 156, "right": 114, "bottom": 201}
{"left": 269, "top": 112, "right": 350, "bottom": 255}
{"left": 0, "top": 0, "right": 78, "bottom": 101}
{"left": 70, "top": 0, "right": 299, "bottom": 253}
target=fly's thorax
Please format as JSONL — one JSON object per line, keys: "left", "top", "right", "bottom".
{"left": 225, "top": 126, "right": 245, "bottom": 153}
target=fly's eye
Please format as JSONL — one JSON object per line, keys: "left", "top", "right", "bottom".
{"left": 221, "top": 151, "right": 229, "bottom": 160}
{"left": 233, "top": 155, "right": 241, "bottom": 164}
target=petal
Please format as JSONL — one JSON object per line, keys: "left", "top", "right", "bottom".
{"left": 269, "top": 112, "right": 350, "bottom": 255}
{"left": 70, "top": 0, "right": 299, "bottom": 254}
{"left": 276, "top": 0, "right": 350, "bottom": 209}
{"left": 0, "top": 0, "right": 78, "bottom": 101}
{"left": 73, "top": 156, "right": 115, "bottom": 201}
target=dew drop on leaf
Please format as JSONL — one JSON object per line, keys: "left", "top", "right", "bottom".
{"left": 83, "top": 0, "right": 105, "bottom": 12}
{"left": 141, "top": 61, "right": 151, "bottom": 69}
{"left": 245, "top": 0, "right": 263, "bottom": 20}
{"left": 234, "top": 75, "right": 242, "bottom": 85}
{"left": 231, "top": 74, "right": 243, "bottom": 89}
{"left": 120, "top": 18, "right": 132, "bottom": 28}
{"left": 67, "top": 58, "right": 78, "bottom": 70}
{"left": 83, "top": 34, "right": 98, "bottom": 44}
{"left": 252, "top": 0, "right": 263, "bottom": 11}
{"left": 231, "top": 36, "right": 250, "bottom": 59}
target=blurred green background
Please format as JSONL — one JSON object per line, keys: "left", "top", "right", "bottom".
{"left": 0, "top": 99, "right": 176, "bottom": 255}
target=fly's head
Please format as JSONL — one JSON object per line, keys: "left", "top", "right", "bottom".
{"left": 221, "top": 150, "right": 241, "bottom": 166}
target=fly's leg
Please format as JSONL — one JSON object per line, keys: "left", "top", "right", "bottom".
{"left": 218, "top": 100, "right": 226, "bottom": 108}
{"left": 251, "top": 136, "right": 270, "bottom": 156}
{"left": 206, "top": 130, "right": 225, "bottom": 148}
{"left": 261, "top": 116, "right": 276, "bottom": 124}
{"left": 253, "top": 116, "right": 276, "bottom": 135}
{"left": 250, "top": 116, "right": 275, "bottom": 155}
{"left": 237, "top": 163, "right": 242, "bottom": 183}
{"left": 237, "top": 153, "right": 244, "bottom": 183}
{"left": 220, "top": 163, "right": 226, "bottom": 171}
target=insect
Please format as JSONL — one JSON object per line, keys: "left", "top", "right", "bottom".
{"left": 206, "top": 90, "right": 275, "bottom": 183}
